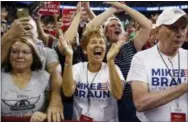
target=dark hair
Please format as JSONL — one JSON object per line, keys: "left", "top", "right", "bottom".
{"left": 2, "top": 37, "right": 42, "bottom": 72}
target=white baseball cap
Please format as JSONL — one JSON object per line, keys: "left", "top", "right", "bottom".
{"left": 156, "top": 7, "right": 187, "bottom": 27}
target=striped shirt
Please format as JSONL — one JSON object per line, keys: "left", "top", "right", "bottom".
{"left": 107, "top": 41, "right": 137, "bottom": 97}
{"left": 109, "top": 40, "right": 138, "bottom": 122}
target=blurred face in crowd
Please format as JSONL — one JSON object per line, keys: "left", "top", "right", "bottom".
{"left": 126, "top": 24, "right": 135, "bottom": 34}
{"left": 10, "top": 41, "right": 33, "bottom": 72}
{"left": 85, "top": 34, "right": 106, "bottom": 64}
{"left": 27, "top": 18, "right": 38, "bottom": 41}
{"left": 105, "top": 19, "right": 123, "bottom": 43}
{"left": 46, "top": 23, "right": 54, "bottom": 31}
{"left": 157, "top": 16, "right": 188, "bottom": 51}
{"left": 1, "top": 7, "right": 8, "bottom": 20}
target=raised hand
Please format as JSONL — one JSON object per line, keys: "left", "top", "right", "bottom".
{"left": 107, "top": 32, "right": 128, "bottom": 61}
{"left": 81, "top": 2, "right": 90, "bottom": 21}
{"left": 30, "top": 112, "right": 47, "bottom": 122}
{"left": 53, "top": 13, "right": 60, "bottom": 20}
{"left": 118, "top": 32, "right": 129, "bottom": 45}
{"left": 32, "top": 12, "right": 41, "bottom": 21}
{"left": 104, "top": 2, "right": 124, "bottom": 13}
{"left": 10, "top": 17, "right": 32, "bottom": 38}
{"left": 104, "top": 1, "right": 124, "bottom": 7}
{"left": 82, "top": 2, "right": 90, "bottom": 11}
{"left": 76, "top": 2, "right": 82, "bottom": 14}
{"left": 58, "top": 30, "right": 73, "bottom": 57}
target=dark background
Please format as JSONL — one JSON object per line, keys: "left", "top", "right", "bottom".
{"left": 1, "top": 1, "right": 188, "bottom": 23}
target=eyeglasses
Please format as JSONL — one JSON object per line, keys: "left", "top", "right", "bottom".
{"left": 10, "top": 49, "right": 32, "bottom": 56}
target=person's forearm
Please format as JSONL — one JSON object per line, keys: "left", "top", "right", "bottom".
{"left": 54, "top": 15, "right": 58, "bottom": 25}
{"left": 86, "top": 7, "right": 116, "bottom": 29}
{"left": 2, "top": 29, "right": 15, "bottom": 46}
{"left": 47, "top": 76, "right": 63, "bottom": 112}
{"left": 64, "top": 12, "right": 81, "bottom": 46}
{"left": 107, "top": 60, "right": 123, "bottom": 100}
{"left": 1, "top": 30, "right": 15, "bottom": 63}
{"left": 118, "top": 4, "right": 151, "bottom": 29}
{"left": 50, "top": 64, "right": 62, "bottom": 94}
{"left": 62, "top": 56, "right": 75, "bottom": 97}
{"left": 115, "top": 3, "right": 152, "bottom": 50}
{"left": 49, "top": 90, "right": 63, "bottom": 111}
{"left": 85, "top": 7, "right": 96, "bottom": 20}
{"left": 54, "top": 15, "right": 60, "bottom": 33}
{"left": 35, "top": 19, "right": 49, "bottom": 46}
{"left": 47, "top": 64, "right": 64, "bottom": 121}
{"left": 135, "top": 83, "right": 187, "bottom": 112}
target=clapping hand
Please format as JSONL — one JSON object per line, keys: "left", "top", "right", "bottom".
{"left": 58, "top": 30, "right": 73, "bottom": 57}
{"left": 107, "top": 32, "right": 128, "bottom": 61}
{"left": 9, "top": 17, "right": 32, "bottom": 38}
{"left": 76, "top": 2, "right": 82, "bottom": 14}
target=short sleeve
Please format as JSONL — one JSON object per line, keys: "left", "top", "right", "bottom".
{"left": 126, "top": 53, "right": 147, "bottom": 83}
{"left": 44, "top": 48, "right": 59, "bottom": 65}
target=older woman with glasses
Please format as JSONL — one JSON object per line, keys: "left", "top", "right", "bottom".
{"left": 1, "top": 37, "right": 50, "bottom": 122}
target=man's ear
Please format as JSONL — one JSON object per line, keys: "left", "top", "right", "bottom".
{"left": 154, "top": 27, "right": 160, "bottom": 40}
{"left": 155, "top": 27, "right": 159, "bottom": 34}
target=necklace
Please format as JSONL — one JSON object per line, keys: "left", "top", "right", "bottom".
{"left": 86, "top": 63, "right": 101, "bottom": 115}
{"left": 157, "top": 45, "right": 180, "bottom": 80}
{"left": 157, "top": 45, "right": 181, "bottom": 108}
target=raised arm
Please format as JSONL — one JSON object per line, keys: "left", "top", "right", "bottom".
{"left": 86, "top": 7, "right": 118, "bottom": 29}
{"left": 106, "top": 33, "right": 128, "bottom": 99}
{"left": 63, "top": 2, "right": 82, "bottom": 47}
{"left": 34, "top": 13, "right": 50, "bottom": 46}
{"left": 105, "top": 2, "right": 152, "bottom": 51}
{"left": 82, "top": 2, "right": 96, "bottom": 20}
{"left": 53, "top": 13, "right": 60, "bottom": 31}
{"left": 58, "top": 32, "right": 76, "bottom": 97}
{"left": 1, "top": 17, "right": 31, "bottom": 64}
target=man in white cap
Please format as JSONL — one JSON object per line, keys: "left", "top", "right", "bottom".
{"left": 127, "top": 7, "right": 188, "bottom": 122}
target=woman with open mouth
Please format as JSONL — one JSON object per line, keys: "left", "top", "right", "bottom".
{"left": 60, "top": 27, "right": 127, "bottom": 121}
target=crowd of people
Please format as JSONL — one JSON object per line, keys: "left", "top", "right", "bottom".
{"left": 1, "top": 1, "right": 188, "bottom": 122}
